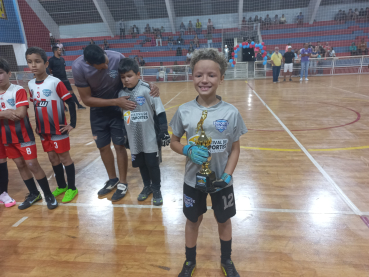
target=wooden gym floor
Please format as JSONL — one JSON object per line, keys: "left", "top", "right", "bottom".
{"left": 1, "top": 75, "right": 369, "bottom": 276}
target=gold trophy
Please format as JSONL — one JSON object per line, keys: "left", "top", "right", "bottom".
{"left": 195, "top": 111, "right": 216, "bottom": 193}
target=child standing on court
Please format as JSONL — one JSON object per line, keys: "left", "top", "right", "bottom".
{"left": 117, "top": 58, "right": 170, "bottom": 205}
{"left": 26, "top": 47, "right": 78, "bottom": 203}
{"left": 0, "top": 57, "right": 58, "bottom": 210}
{"left": 170, "top": 49, "right": 247, "bottom": 277}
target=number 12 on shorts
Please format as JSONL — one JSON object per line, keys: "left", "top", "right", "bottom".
{"left": 222, "top": 193, "right": 234, "bottom": 210}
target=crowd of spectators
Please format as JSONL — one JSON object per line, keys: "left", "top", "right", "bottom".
{"left": 335, "top": 8, "right": 369, "bottom": 23}
{"left": 241, "top": 13, "right": 301, "bottom": 29}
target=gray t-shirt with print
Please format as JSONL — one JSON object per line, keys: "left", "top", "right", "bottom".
{"left": 169, "top": 96, "right": 248, "bottom": 189}
{"left": 118, "top": 80, "right": 165, "bottom": 155}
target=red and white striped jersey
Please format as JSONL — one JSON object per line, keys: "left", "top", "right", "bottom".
{"left": 28, "top": 76, "right": 72, "bottom": 135}
{"left": 0, "top": 84, "right": 35, "bottom": 144}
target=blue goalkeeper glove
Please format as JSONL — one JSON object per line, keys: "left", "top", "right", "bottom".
{"left": 182, "top": 145, "right": 209, "bottom": 165}
{"left": 213, "top": 173, "right": 232, "bottom": 189}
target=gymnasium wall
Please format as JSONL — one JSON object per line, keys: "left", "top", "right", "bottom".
{"left": 17, "top": 0, "right": 50, "bottom": 51}
{"left": 0, "top": 0, "right": 24, "bottom": 44}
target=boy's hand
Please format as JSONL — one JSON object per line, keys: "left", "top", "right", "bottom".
{"left": 213, "top": 173, "right": 232, "bottom": 189}
{"left": 116, "top": 96, "right": 136, "bottom": 110}
{"left": 183, "top": 145, "right": 209, "bottom": 165}
{"left": 160, "top": 131, "right": 171, "bottom": 147}
{"left": 2, "top": 110, "right": 21, "bottom": 121}
{"left": 59, "top": 124, "right": 74, "bottom": 134}
{"left": 149, "top": 83, "right": 160, "bottom": 97}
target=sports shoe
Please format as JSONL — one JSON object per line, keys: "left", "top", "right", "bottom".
{"left": 18, "top": 193, "right": 42, "bottom": 210}
{"left": 78, "top": 105, "right": 86, "bottom": 110}
{"left": 221, "top": 259, "right": 240, "bottom": 277}
{"left": 305, "top": 78, "right": 309, "bottom": 81}
{"left": 137, "top": 186, "right": 152, "bottom": 201}
{"left": 0, "top": 192, "right": 16, "bottom": 208}
{"left": 300, "top": 78, "right": 303, "bottom": 81}
{"left": 283, "top": 79, "right": 286, "bottom": 82}
{"left": 62, "top": 189, "right": 78, "bottom": 203}
{"left": 111, "top": 183, "right": 128, "bottom": 201}
{"left": 152, "top": 189, "right": 163, "bottom": 206}
{"left": 45, "top": 194, "right": 58, "bottom": 210}
{"left": 98, "top": 179, "right": 119, "bottom": 196}
{"left": 178, "top": 261, "right": 196, "bottom": 277}
{"left": 52, "top": 186, "right": 68, "bottom": 197}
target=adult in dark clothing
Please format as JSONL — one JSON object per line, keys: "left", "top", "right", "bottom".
{"left": 49, "top": 46, "right": 85, "bottom": 109}
{"left": 283, "top": 46, "right": 295, "bottom": 81}
{"left": 72, "top": 45, "right": 160, "bottom": 200}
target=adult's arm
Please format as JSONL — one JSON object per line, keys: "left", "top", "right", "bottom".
{"left": 76, "top": 86, "right": 137, "bottom": 110}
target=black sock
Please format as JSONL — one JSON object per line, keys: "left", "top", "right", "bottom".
{"left": 185, "top": 246, "right": 196, "bottom": 263}
{"left": 71, "top": 93, "right": 81, "bottom": 106}
{"left": 65, "top": 163, "right": 76, "bottom": 190}
{"left": 52, "top": 163, "right": 67, "bottom": 189}
{"left": 147, "top": 165, "right": 161, "bottom": 191}
{"left": 109, "top": 177, "right": 119, "bottom": 183}
{"left": 0, "top": 162, "right": 8, "bottom": 194}
{"left": 220, "top": 239, "right": 232, "bottom": 263}
{"left": 23, "top": 178, "right": 39, "bottom": 195}
{"left": 139, "top": 165, "right": 151, "bottom": 187}
{"left": 36, "top": 176, "right": 52, "bottom": 196}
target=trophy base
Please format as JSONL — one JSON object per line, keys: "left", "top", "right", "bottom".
{"left": 196, "top": 171, "right": 216, "bottom": 193}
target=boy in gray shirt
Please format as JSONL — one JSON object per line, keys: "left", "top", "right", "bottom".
{"left": 170, "top": 49, "right": 247, "bottom": 277}
{"left": 118, "top": 58, "right": 170, "bottom": 205}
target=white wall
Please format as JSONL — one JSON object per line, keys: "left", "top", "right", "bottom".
{"left": 58, "top": 3, "right": 369, "bottom": 39}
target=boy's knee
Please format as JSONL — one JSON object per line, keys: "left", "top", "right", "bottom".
{"left": 25, "top": 159, "right": 41, "bottom": 172}
{"left": 14, "top": 157, "right": 27, "bottom": 169}
{"left": 59, "top": 152, "right": 73, "bottom": 166}
{"left": 99, "top": 144, "right": 111, "bottom": 153}
{"left": 48, "top": 151, "right": 60, "bottom": 165}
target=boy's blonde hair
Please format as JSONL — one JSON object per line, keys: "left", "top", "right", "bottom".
{"left": 190, "top": 48, "right": 228, "bottom": 76}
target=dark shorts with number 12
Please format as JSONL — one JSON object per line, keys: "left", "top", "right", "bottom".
{"left": 183, "top": 183, "right": 236, "bottom": 223}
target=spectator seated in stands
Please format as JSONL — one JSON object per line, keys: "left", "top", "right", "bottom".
{"left": 156, "top": 62, "right": 166, "bottom": 81}
{"left": 161, "top": 26, "right": 165, "bottom": 33}
{"left": 177, "top": 35, "right": 184, "bottom": 45}
{"left": 207, "top": 19, "right": 214, "bottom": 34}
{"left": 186, "top": 50, "right": 193, "bottom": 64}
{"left": 347, "top": 9, "right": 355, "bottom": 20}
{"left": 350, "top": 42, "right": 357, "bottom": 55}
{"left": 167, "top": 36, "right": 174, "bottom": 50}
{"left": 324, "top": 42, "right": 331, "bottom": 57}
{"left": 144, "top": 24, "right": 151, "bottom": 34}
{"left": 196, "top": 19, "right": 202, "bottom": 35}
{"left": 359, "top": 38, "right": 368, "bottom": 55}
{"left": 171, "top": 61, "right": 185, "bottom": 81}
{"left": 132, "top": 25, "right": 139, "bottom": 38}
{"left": 280, "top": 14, "right": 286, "bottom": 24}
{"left": 354, "top": 8, "right": 359, "bottom": 19}
{"left": 50, "top": 35, "right": 56, "bottom": 48}
{"left": 248, "top": 17, "right": 253, "bottom": 24}
{"left": 103, "top": 39, "right": 109, "bottom": 50}
{"left": 308, "top": 42, "right": 314, "bottom": 49}
{"left": 359, "top": 8, "right": 365, "bottom": 19}
{"left": 340, "top": 11, "right": 347, "bottom": 24}
{"left": 317, "top": 41, "right": 325, "bottom": 56}
{"left": 180, "top": 22, "right": 186, "bottom": 36}
{"left": 56, "top": 40, "right": 65, "bottom": 55}
{"left": 134, "top": 56, "right": 140, "bottom": 65}
{"left": 195, "top": 42, "right": 201, "bottom": 49}
{"left": 330, "top": 47, "right": 336, "bottom": 57}
{"left": 256, "top": 49, "right": 263, "bottom": 61}
{"left": 188, "top": 20, "right": 194, "bottom": 34}
{"left": 264, "top": 14, "right": 272, "bottom": 28}
{"left": 254, "top": 15, "right": 259, "bottom": 23}
{"left": 156, "top": 32, "right": 162, "bottom": 47}
{"left": 90, "top": 38, "right": 95, "bottom": 45}
{"left": 274, "top": 15, "right": 279, "bottom": 25}
{"left": 335, "top": 10, "right": 343, "bottom": 21}
{"left": 129, "top": 26, "right": 134, "bottom": 36}
{"left": 297, "top": 12, "right": 304, "bottom": 26}
{"left": 193, "top": 34, "right": 199, "bottom": 46}
{"left": 188, "top": 45, "right": 194, "bottom": 53}
{"left": 139, "top": 56, "right": 145, "bottom": 66}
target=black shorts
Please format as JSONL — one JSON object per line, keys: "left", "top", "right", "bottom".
{"left": 131, "top": 152, "right": 160, "bottom": 168}
{"left": 90, "top": 107, "right": 127, "bottom": 149}
{"left": 62, "top": 80, "right": 73, "bottom": 91}
{"left": 183, "top": 183, "right": 236, "bottom": 224}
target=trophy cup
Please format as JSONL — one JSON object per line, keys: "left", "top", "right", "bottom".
{"left": 195, "top": 111, "right": 216, "bottom": 193}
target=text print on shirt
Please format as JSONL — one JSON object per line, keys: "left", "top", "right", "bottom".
{"left": 123, "top": 111, "right": 149, "bottom": 125}
{"left": 188, "top": 135, "right": 228, "bottom": 153}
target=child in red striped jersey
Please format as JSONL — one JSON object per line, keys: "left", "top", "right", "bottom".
{"left": 26, "top": 47, "right": 78, "bottom": 203}
{"left": 0, "top": 58, "right": 58, "bottom": 210}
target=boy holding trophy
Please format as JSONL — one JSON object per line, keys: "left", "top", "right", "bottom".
{"left": 170, "top": 48, "right": 247, "bottom": 277}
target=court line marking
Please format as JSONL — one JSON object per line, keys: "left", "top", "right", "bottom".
{"left": 331, "top": 86, "right": 369, "bottom": 99}
{"left": 163, "top": 87, "right": 187, "bottom": 107}
{"left": 246, "top": 81, "right": 362, "bottom": 216}
{"left": 28, "top": 202, "right": 356, "bottom": 215}
{"left": 12, "top": 217, "right": 28, "bottom": 227}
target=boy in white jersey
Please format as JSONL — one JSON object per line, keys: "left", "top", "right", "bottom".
{"left": 170, "top": 49, "right": 247, "bottom": 277}
{"left": 117, "top": 58, "right": 170, "bottom": 205}
{"left": 26, "top": 47, "right": 78, "bottom": 203}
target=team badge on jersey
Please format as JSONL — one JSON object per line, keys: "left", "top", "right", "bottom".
{"left": 213, "top": 119, "right": 229, "bottom": 133}
{"left": 43, "top": 89, "right": 52, "bottom": 97}
{"left": 184, "top": 194, "right": 195, "bottom": 208}
{"left": 124, "top": 111, "right": 131, "bottom": 125}
{"left": 7, "top": 99, "right": 15, "bottom": 107}
{"left": 109, "top": 70, "right": 118, "bottom": 79}
{"left": 136, "top": 96, "right": 146, "bottom": 106}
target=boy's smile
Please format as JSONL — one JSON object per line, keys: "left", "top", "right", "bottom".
{"left": 193, "top": 60, "right": 224, "bottom": 98}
